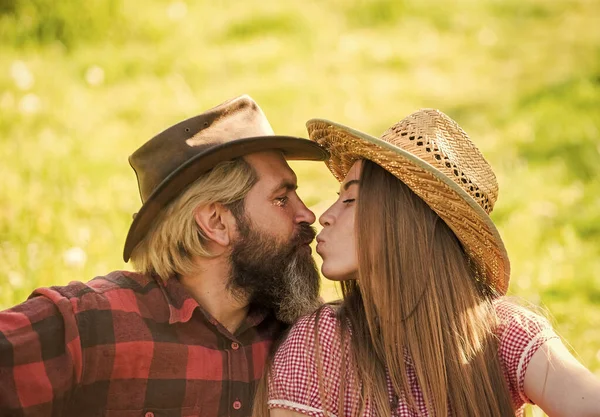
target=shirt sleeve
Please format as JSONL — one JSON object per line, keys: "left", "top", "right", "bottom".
{"left": 0, "top": 288, "right": 83, "bottom": 416}
{"left": 494, "top": 298, "right": 559, "bottom": 406}
{"left": 267, "top": 305, "right": 351, "bottom": 416}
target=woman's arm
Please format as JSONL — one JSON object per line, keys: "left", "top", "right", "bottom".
{"left": 524, "top": 338, "right": 600, "bottom": 417}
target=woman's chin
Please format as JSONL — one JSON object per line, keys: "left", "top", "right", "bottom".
{"left": 320, "top": 266, "right": 357, "bottom": 282}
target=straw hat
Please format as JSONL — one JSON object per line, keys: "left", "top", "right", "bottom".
{"left": 123, "top": 95, "right": 328, "bottom": 262}
{"left": 307, "top": 109, "right": 510, "bottom": 295}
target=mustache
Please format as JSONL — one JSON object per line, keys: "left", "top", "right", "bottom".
{"left": 291, "top": 223, "right": 317, "bottom": 247}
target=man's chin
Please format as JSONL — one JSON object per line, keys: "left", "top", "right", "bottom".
{"left": 273, "top": 252, "right": 321, "bottom": 323}
{"left": 297, "top": 243, "right": 312, "bottom": 255}
{"left": 275, "top": 296, "right": 321, "bottom": 324}
{"left": 228, "top": 223, "right": 321, "bottom": 323}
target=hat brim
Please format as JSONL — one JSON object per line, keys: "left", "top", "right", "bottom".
{"left": 123, "top": 135, "right": 328, "bottom": 262}
{"left": 306, "top": 119, "right": 510, "bottom": 295}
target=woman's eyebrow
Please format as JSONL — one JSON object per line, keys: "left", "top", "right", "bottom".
{"left": 337, "top": 179, "right": 360, "bottom": 195}
{"left": 343, "top": 179, "right": 360, "bottom": 191}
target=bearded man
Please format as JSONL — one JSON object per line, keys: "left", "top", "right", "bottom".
{"left": 0, "top": 95, "right": 327, "bottom": 417}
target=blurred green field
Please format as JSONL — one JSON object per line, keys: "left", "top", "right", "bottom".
{"left": 1, "top": 1, "right": 599, "bottom": 415}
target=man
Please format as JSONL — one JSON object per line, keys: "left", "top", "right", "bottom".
{"left": 0, "top": 95, "right": 328, "bottom": 416}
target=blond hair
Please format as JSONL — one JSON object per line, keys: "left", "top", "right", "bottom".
{"left": 130, "top": 158, "right": 257, "bottom": 280}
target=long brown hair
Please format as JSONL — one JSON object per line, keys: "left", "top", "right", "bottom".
{"left": 335, "top": 159, "right": 514, "bottom": 416}
{"left": 253, "top": 159, "right": 514, "bottom": 416}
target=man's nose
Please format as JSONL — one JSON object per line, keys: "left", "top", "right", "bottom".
{"left": 295, "top": 199, "right": 316, "bottom": 225}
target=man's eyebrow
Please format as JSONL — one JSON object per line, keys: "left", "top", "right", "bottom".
{"left": 272, "top": 180, "right": 297, "bottom": 194}
{"left": 337, "top": 179, "right": 360, "bottom": 195}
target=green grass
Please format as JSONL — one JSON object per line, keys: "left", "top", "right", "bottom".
{"left": 1, "top": 1, "right": 599, "bottom": 415}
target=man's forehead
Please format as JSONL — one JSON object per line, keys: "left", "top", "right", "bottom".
{"left": 245, "top": 151, "right": 297, "bottom": 183}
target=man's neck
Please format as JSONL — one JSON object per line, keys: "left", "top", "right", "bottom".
{"left": 179, "top": 257, "right": 249, "bottom": 334}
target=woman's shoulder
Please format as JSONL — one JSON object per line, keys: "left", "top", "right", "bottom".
{"left": 272, "top": 303, "right": 347, "bottom": 377}
{"left": 493, "top": 297, "right": 557, "bottom": 350}
{"left": 493, "top": 297, "right": 553, "bottom": 332}
{"left": 492, "top": 297, "right": 559, "bottom": 406}
{"left": 284, "top": 303, "right": 342, "bottom": 348}
{"left": 268, "top": 304, "right": 346, "bottom": 414}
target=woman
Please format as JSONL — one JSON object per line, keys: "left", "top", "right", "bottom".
{"left": 254, "top": 109, "right": 600, "bottom": 416}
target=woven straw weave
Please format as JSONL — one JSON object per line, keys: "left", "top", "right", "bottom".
{"left": 307, "top": 109, "right": 510, "bottom": 295}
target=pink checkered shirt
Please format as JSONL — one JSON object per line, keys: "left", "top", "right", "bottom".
{"left": 267, "top": 299, "right": 558, "bottom": 416}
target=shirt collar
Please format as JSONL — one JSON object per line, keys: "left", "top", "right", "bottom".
{"left": 154, "top": 275, "right": 270, "bottom": 331}
{"left": 155, "top": 275, "right": 199, "bottom": 324}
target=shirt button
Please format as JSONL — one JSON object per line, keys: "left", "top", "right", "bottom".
{"left": 145, "top": 413, "right": 154, "bottom": 417}
{"left": 233, "top": 400, "right": 242, "bottom": 410}
{"left": 231, "top": 342, "right": 239, "bottom": 350}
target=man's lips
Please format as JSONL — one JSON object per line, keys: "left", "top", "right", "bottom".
{"left": 295, "top": 225, "right": 316, "bottom": 247}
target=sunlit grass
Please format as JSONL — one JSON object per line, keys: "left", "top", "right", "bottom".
{"left": 1, "top": 1, "right": 599, "bottom": 415}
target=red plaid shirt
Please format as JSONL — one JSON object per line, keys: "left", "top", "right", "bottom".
{"left": 268, "top": 299, "right": 558, "bottom": 416}
{"left": 0, "top": 271, "right": 286, "bottom": 417}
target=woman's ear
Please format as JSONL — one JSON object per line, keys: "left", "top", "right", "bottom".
{"left": 194, "top": 203, "right": 236, "bottom": 248}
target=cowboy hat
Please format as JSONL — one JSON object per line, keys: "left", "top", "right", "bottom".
{"left": 123, "top": 95, "right": 328, "bottom": 262}
{"left": 307, "top": 109, "right": 510, "bottom": 295}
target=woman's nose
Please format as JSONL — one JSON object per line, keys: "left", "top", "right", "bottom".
{"left": 319, "top": 207, "right": 334, "bottom": 227}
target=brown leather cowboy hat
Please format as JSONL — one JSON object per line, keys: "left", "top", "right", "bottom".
{"left": 123, "top": 95, "right": 328, "bottom": 262}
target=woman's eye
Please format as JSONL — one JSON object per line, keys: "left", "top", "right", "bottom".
{"left": 342, "top": 199, "right": 355, "bottom": 204}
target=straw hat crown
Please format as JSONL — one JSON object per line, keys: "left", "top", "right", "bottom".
{"left": 380, "top": 109, "right": 499, "bottom": 215}
{"left": 307, "top": 109, "right": 509, "bottom": 295}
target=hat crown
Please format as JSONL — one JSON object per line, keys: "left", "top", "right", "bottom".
{"left": 123, "top": 95, "right": 327, "bottom": 263}
{"left": 129, "top": 95, "right": 274, "bottom": 203}
{"left": 306, "top": 109, "right": 508, "bottom": 294}
{"left": 381, "top": 109, "right": 498, "bottom": 214}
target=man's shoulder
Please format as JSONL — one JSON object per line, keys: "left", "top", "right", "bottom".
{"left": 35, "top": 270, "right": 153, "bottom": 297}
{"left": 88, "top": 270, "right": 158, "bottom": 295}
{"left": 32, "top": 271, "right": 163, "bottom": 315}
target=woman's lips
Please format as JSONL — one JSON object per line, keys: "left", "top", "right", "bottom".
{"left": 315, "top": 235, "right": 325, "bottom": 256}
{"left": 316, "top": 240, "right": 324, "bottom": 255}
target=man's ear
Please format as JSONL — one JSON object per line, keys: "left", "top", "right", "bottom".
{"left": 193, "top": 203, "right": 236, "bottom": 248}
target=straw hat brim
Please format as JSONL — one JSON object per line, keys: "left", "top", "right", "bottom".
{"left": 307, "top": 119, "right": 510, "bottom": 295}
{"left": 123, "top": 135, "right": 327, "bottom": 262}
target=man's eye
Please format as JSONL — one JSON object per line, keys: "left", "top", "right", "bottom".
{"left": 274, "top": 196, "right": 289, "bottom": 206}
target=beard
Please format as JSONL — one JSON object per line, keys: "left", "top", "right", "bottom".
{"left": 228, "top": 217, "right": 321, "bottom": 324}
